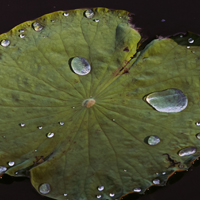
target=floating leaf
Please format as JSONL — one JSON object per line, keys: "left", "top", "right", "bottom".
{"left": 0, "top": 7, "right": 200, "bottom": 200}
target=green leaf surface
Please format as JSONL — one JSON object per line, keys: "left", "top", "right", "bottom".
{"left": 0, "top": 7, "right": 199, "bottom": 200}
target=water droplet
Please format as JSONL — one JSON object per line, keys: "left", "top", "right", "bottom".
{"left": 188, "top": 38, "right": 194, "bottom": 43}
{"left": 64, "top": 194, "right": 67, "bottom": 196}
{"left": 94, "top": 19, "right": 99, "bottom": 22}
{"left": 196, "top": 133, "right": 200, "bottom": 139}
{"left": 85, "top": 10, "right": 94, "bottom": 18}
{"left": 19, "top": 29, "right": 24, "bottom": 33}
{"left": 32, "top": 22, "right": 43, "bottom": 31}
{"left": 119, "top": 16, "right": 122, "bottom": 18}
{"left": 178, "top": 164, "right": 184, "bottom": 169}
{"left": 63, "top": 12, "right": 69, "bottom": 16}
{"left": 35, "top": 150, "right": 37, "bottom": 152}
{"left": 46, "top": 132, "right": 54, "bottom": 138}
{"left": 109, "top": 193, "right": 115, "bottom": 197}
{"left": 112, "top": 119, "right": 115, "bottom": 121}
{"left": 20, "top": 123, "right": 25, "bottom": 127}
{"left": 15, "top": 172, "right": 18, "bottom": 175}
{"left": 161, "top": 19, "right": 165, "bottom": 22}
{"left": 1, "top": 39, "right": 10, "bottom": 47}
{"left": 19, "top": 34, "right": 25, "bottom": 38}
{"left": 145, "top": 88, "right": 187, "bottom": 113}
{"left": 71, "top": 57, "right": 91, "bottom": 75}
{"left": 162, "top": 171, "right": 166, "bottom": 175}
{"left": 8, "top": 161, "right": 15, "bottom": 166}
{"left": 97, "top": 186, "right": 104, "bottom": 191}
{"left": 178, "top": 147, "right": 197, "bottom": 157}
{"left": 38, "top": 126, "right": 43, "bottom": 129}
{"left": 147, "top": 135, "right": 160, "bottom": 145}
{"left": 192, "top": 51, "right": 195, "bottom": 53}
{"left": 59, "top": 122, "right": 64, "bottom": 125}
{"left": 123, "top": 169, "right": 127, "bottom": 172}
{"left": 153, "top": 179, "right": 160, "bottom": 185}
{"left": 180, "top": 35, "right": 183, "bottom": 38}
{"left": 133, "top": 187, "right": 141, "bottom": 192}
{"left": 72, "top": 106, "right": 75, "bottom": 109}
{"left": 51, "top": 20, "right": 55, "bottom": 22}
{"left": 0, "top": 166, "right": 7, "bottom": 174}
{"left": 196, "top": 122, "right": 200, "bottom": 126}
{"left": 82, "top": 99, "right": 95, "bottom": 108}
{"left": 155, "top": 172, "right": 159, "bottom": 175}
{"left": 187, "top": 46, "right": 190, "bottom": 49}
{"left": 39, "top": 183, "right": 51, "bottom": 194}
{"left": 97, "top": 195, "right": 101, "bottom": 199}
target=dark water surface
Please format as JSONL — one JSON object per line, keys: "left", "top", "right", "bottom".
{"left": 0, "top": 0, "right": 200, "bottom": 199}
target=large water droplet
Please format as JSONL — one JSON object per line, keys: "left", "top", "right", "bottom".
{"left": 1, "top": 39, "right": 10, "bottom": 47}
{"left": 85, "top": 10, "right": 94, "bottom": 18}
{"left": 71, "top": 57, "right": 91, "bottom": 75}
{"left": 39, "top": 183, "right": 51, "bottom": 194}
{"left": 145, "top": 88, "right": 187, "bottom": 113}
{"left": 8, "top": 161, "right": 15, "bottom": 166}
{"left": 133, "top": 187, "right": 141, "bottom": 192}
{"left": 47, "top": 132, "right": 54, "bottom": 138}
{"left": 97, "top": 186, "right": 104, "bottom": 191}
{"left": 148, "top": 135, "right": 160, "bottom": 145}
{"left": 188, "top": 38, "right": 194, "bottom": 43}
{"left": 32, "top": 22, "right": 43, "bottom": 31}
{"left": 153, "top": 179, "right": 160, "bottom": 184}
{"left": 0, "top": 166, "right": 7, "bottom": 174}
{"left": 178, "top": 147, "right": 197, "bottom": 157}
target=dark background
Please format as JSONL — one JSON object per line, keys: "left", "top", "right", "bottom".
{"left": 0, "top": 0, "right": 200, "bottom": 200}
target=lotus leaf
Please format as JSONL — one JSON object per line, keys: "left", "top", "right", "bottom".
{"left": 0, "top": 7, "right": 200, "bottom": 200}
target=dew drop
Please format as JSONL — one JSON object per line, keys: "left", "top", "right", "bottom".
{"left": 72, "top": 106, "right": 75, "bottom": 109}
{"left": 192, "top": 51, "right": 195, "bottom": 53}
{"left": 85, "top": 10, "right": 94, "bottom": 18}
{"left": 94, "top": 19, "right": 99, "bottom": 22}
{"left": 161, "top": 19, "right": 165, "bottom": 22}
{"left": 97, "top": 195, "right": 101, "bottom": 199}
{"left": 15, "top": 172, "right": 18, "bottom": 175}
{"left": 32, "top": 22, "right": 43, "bottom": 31}
{"left": 187, "top": 46, "right": 190, "bottom": 49}
{"left": 112, "top": 119, "right": 115, "bottom": 121}
{"left": 178, "top": 147, "right": 197, "bottom": 157}
{"left": 196, "top": 133, "right": 200, "bottom": 139}
{"left": 64, "top": 194, "right": 67, "bottom": 196}
{"left": 119, "top": 16, "right": 122, "bottom": 18}
{"left": 97, "top": 186, "right": 104, "bottom": 191}
{"left": 180, "top": 35, "right": 183, "bottom": 38}
{"left": 46, "top": 132, "right": 54, "bottom": 138}
{"left": 196, "top": 122, "right": 200, "bottom": 126}
{"left": 145, "top": 88, "right": 187, "bottom": 113}
{"left": 153, "top": 179, "right": 160, "bottom": 185}
{"left": 0, "top": 166, "right": 7, "bottom": 174}
{"left": 39, "top": 183, "right": 51, "bottom": 194}
{"left": 188, "top": 38, "right": 194, "bottom": 43}
{"left": 8, "top": 161, "right": 15, "bottom": 166}
{"left": 59, "top": 122, "right": 64, "bottom": 125}
{"left": 147, "top": 135, "right": 160, "bottom": 145}
{"left": 35, "top": 150, "right": 37, "bottom": 152}
{"left": 71, "top": 57, "right": 91, "bottom": 75}
{"left": 51, "top": 20, "right": 55, "bottom": 22}
{"left": 63, "top": 12, "right": 69, "bottom": 16}
{"left": 38, "top": 126, "right": 43, "bottom": 129}
{"left": 162, "top": 171, "right": 166, "bottom": 175}
{"left": 109, "top": 193, "right": 115, "bottom": 197}
{"left": 20, "top": 123, "right": 25, "bottom": 127}
{"left": 123, "top": 169, "right": 127, "bottom": 172}
{"left": 19, "top": 34, "right": 25, "bottom": 38}
{"left": 19, "top": 29, "right": 24, "bottom": 33}
{"left": 133, "top": 187, "right": 141, "bottom": 192}
{"left": 1, "top": 39, "right": 10, "bottom": 47}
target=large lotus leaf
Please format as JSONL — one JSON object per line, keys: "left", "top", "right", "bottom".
{"left": 0, "top": 7, "right": 200, "bottom": 200}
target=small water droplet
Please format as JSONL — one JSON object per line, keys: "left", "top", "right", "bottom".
{"left": 71, "top": 57, "right": 91, "bottom": 75}
{"left": 38, "top": 126, "right": 43, "bottom": 129}
{"left": 8, "top": 161, "right": 15, "bottom": 166}
{"left": 63, "top": 12, "right": 69, "bottom": 16}
{"left": 64, "top": 194, "right": 67, "bottom": 196}
{"left": 123, "top": 169, "right": 127, "bottom": 172}
{"left": 0, "top": 166, "right": 7, "bottom": 174}
{"left": 1, "top": 39, "right": 10, "bottom": 47}
{"left": 19, "top": 34, "right": 25, "bottom": 38}
{"left": 35, "top": 150, "right": 37, "bottom": 152}
{"left": 180, "top": 35, "right": 183, "bottom": 38}
{"left": 133, "top": 187, "right": 141, "bottom": 192}
{"left": 161, "top": 19, "right": 165, "bottom": 22}
{"left": 196, "top": 133, "right": 200, "bottom": 139}
{"left": 188, "top": 38, "right": 194, "bottom": 43}
{"left": 145, "top": 88, "right": 187, "bottom": 113}
{"left": 97, "top": 195, "right": 101, "bottom": 199}
{"left": 153, "top": 179, "right": 160, "bottom": 184}
{"left": 119, "top": 16, "right": 122, "bottom": 18}
{"left": 187, "top": 46, "right": 190, "bottom": 49}
{"left": 19, "top": 29, "right": 24, "bottom": 33}
{"left": 112, "top": 119, "right": 115, "bottom": 121}
{"left": 155, "top": 172, "right": 159, "bottom": 175}
{"left": 20, "top": 123, "right": 25, "bottom": 127}
{"left": 178, "top": 147, "right": 197, "bottom": 157}
{"left": 192, "top": 51, "right": 195, "bottom": 53}
{"left": 39, "top": 183, "right": 51, "bottom": 194}
{"left": 147, "top": 135, "right": 160, "bottom": 145}
{"left": 46, "top": 132, "right": 54, "bottom": 138}
{"left": 178, "top": 164, "right": 184, "bottom": 169}
{"left": 51, "top": 20, "right": 55, "bottom": 22}
{"left": 85, "top": 10, "right": 94, "bottom": 18}
{"left": 109, "top": 193, "right": 115, "bottom": 197}
{"left": 72, "top": 106, "right": 75, "bottom": 109}
{"left": 97, "top": 186, "right": 104, "bottom": 191}
{"left": 59, "top": 122, "right": 64, "bottom": 125}
{"left": 32, "top": 22, "right": 43, "bottom": 31}
{"left": 94, "top": 19, "right": 99, "bottom": 22}
{"left": 15, "top": 172, "right": 18, "bottom": 175}
{"left": 162, "top": 171, "right": 166, "bottom": 175}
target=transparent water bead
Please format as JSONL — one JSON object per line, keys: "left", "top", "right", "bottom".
{"left": 178, "top": 146, "right": 197, "bottom": 157}
{"left": 64, "top": 194, "right": 67, "bottom": 196}
{"left": 47, "top": 132, "right": 54, "bottom": 138}
{"left": 19, "top": 29, "right": 24, "bottom": 33}
{"left": 162, "top": 172, "right": 166, "bottom": 175}
{"left": 85, "top": 9, "right": 94, "bottom": 18}
{"left": 196, "top": 122, "right": 200, "bottom": 126}
{"left": 20, "top": 123, "right": 25, "bottom": 127}
{"left": 63, "top": 12, "right": 69, "bottom": 16}
{"left": 19, "top": 34, "right": 25, "bottom": 38}
{"left": 1, "top": 39, "right": 10, "bottom": 47}
{"left": 153, "top": 179, "right": 160, "bottom": 185}
{"left": 71, "top": 57, "right": 91, "bottom": 75}
{"left": 109, "top": 193, "right": 115, "bottom": 197}
{"left": 133, "top": 187, "right": 141, "bottom": 192}
{"left": 145, "top": 88, "right": 187, "bottom": 113}
{"left": 38, "top": 126, "right": 43, "bottom": 129}
{"left": 97, "top": 195, "right": 101, "bottom": 199}
{"left": 148, "top": 135, "right": 160, "bottom": 145}
{"left": 97, "top": 186, "right": 104, "bottom": 191}
{"left": 32, "top": 22, "right": 44, "bottom": 31}
{"left": 39, "top": 183, "right": 51, "bottom": 194}
{"left": 0, "top": 166, "right": 7, "bottom": 174}
{"left": 188, "top": 38, "right": 194, "bottom": 43}
{"left": 59, "top": 122, "right": 64, "bottom": 125}
{"left": 94, "top": 19, "right": 99, "bottom": 22}
{"left": 196, "top": 133, "right": 200, "bottom": 139}
{"left": 82, "top": 98, "right": 95, "bottom": 108}
{"left": 8, "top": 161, "right": 15, "bottom": 166}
